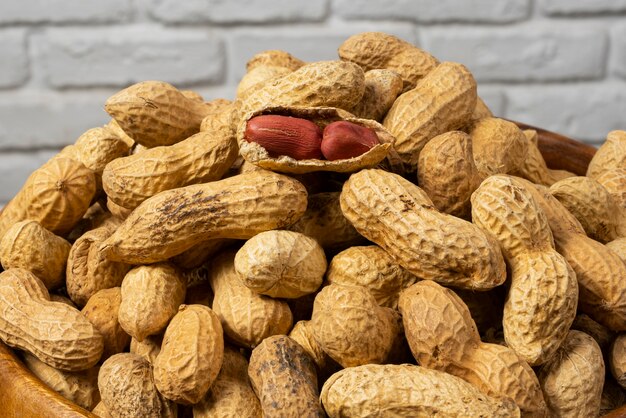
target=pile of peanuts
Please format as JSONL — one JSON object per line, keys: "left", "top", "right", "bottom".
{"left": 1, "top": 31, "right": 626, "bottom": 417}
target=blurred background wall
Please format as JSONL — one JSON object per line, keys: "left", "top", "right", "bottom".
{"left": 0, "top": 0, "right": 625, "bottom": 205}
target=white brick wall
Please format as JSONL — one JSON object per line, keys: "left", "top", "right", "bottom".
{"left": 0, "top": 0, "right": 625, "bottom": 205}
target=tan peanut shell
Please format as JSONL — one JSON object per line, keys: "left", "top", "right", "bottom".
{"left": 73, "top": 126, "right": 132, "bottom": 190}
{"left": 338, "top": 32, "right": 439, "bottom": 92}
{"left": 550, "top": 176, "right": 624, "bottom": 243}
{"left": 340, "top": 168, "right": 506, "bottom": 290}
{"left": 103, "top": 119, "right": 238, "bottom": 210}
{"left": 98, "top": 353, "right": 176, "bottom": 418}
{"left": 326, "top": 245, "right": 417, "bottom": 309}
{"left": 193, "top": 347, "right": 262, "bottom": 418}
{"left": 154, "top": 304, "right": 224, "bottom": 404}
{"left": 587, "top": 130, "right": 626, "bottom": 179}
{"left": 597, "top": 168, "right": 626, "bottom": 209}
{"left": 289, "top": 320, "right": 337, "bottom": 377}
{"left": 470, "top": 117, "right": 528, "bottom": 178}
{"left": 383, "top": 61, "right": 477, "bottom": 172}
{"left": 398, "top": 281, "right": 547, "bottom": 416}
{"left": 310, "top": 283, "right": 398, "bottom": 368}
{"left": 106, "top": 198, "right": 133, "bottom": 219}
{"left": 106, "top": 119, "right": 135, "bottom": 148}
{"left": 514, "top": 129, "right": 574, "bottom": 186}
{"left": 472, "top": 96, "right": 493, "bottom": 120}
{"left": 68, "top": 201, "right": 118, "bottom": 241}
{"left": 118, "top": 263, "right": 186, "bottom": 342}
{"left": 612, "top": 334, "right": 626, "bottom": 389}
{"left": 0, "top": 220, "right": 71, "bottom": 289}
{"left": 170, "top": 238, "right": 234, "bottom": 270}
{"left": 519, "top": 179, "right": 626, "bottom": 331}
{"left": 246, "top": 50, "right": 305, "bottom": 72}
{"left": 181, "top": 89, "right": 204, "bottom": 102}
{"left": 248, "top": 335, "right": 324, "bottom": 417}
{"left": 0, "top": 157, "right": 96, "bottom": 240}
{"left": 23, "top": 352, "right": 100, "bottom": 411}
{"left": 0, "top": 268, "right": 103, "bottom": 371}
{"left": 105, "top": 80, "right": 212, "bottom": 148}
{"left": 66, "top": 226, "right": 131, "bottom": 307}
{"left": 238, "top": 106, "right": 391, "bottom": 174}
{"left": 471, "top": 175, "right": 578, "bottom": 365}
{"left": 572, "top": 313, "right": 614, "bottom": 351}
{"left": 417, "top": 130, "right": 481, "bottom": 219}
{"left": 99, "top": 170, "right": 308, "bottom": 264}
{"left": 130, "top": 335, "right": 162, "bottom": 365}
{"left": 607, "top": 237, "right": 626, "bottom": 264}
{"left": 234, "top": 230, "right": 326, "bottom": 299}
{"left": 210, "top": 250, "right": 292, "bottom": 348}
{"left": 50, "top": 294, "right": 77, "bottom": 307}
{"left": 236, "top": 65, "right": 292, "bottom": 100}
{"left": 287, "top": 191, "right": 366, "bottom": 253}
{"left": 539, "top": 330, "right": 605, "bottom": 417}
{"left": 349, "top": 69, "right": 404, "bottom": 121}
{"left": 320, "top": 364, "right": 520, "bottom": 417}
{"left": 239, "top": 60, "right": 365, "bottom": 116}
{"left": 82, "top": 287, "right": 130, "bottom": 361}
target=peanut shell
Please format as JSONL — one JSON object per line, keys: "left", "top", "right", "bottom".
{"left": 82, "top": 287, "right": 130, "bottom": 361}
{"left": 349, "top": 69, "right": 403, "bottom": 121}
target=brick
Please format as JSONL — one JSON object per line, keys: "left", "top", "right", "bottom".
{"left": 611, "top": 23, "right": 626, "bottom": 80}
{"left": 0, "top": 0, "right": 131, "bottom": 24}
{"left": 228, "top": 24, "right": 417, "bottom": 82}
{"left": 0, "top": 91, "right": 112, "bottom": 150}
{"left": 334, "top": 0, "right": 529, "bottom": 23}
{"left": 0, "top": 29, "right": 29, "bottom": 89}
{"left": 504, "top": 83, "right": 626, "bottom": 144}
{"left": 35, "top": 26, "right": 225, "bottom": 88}
{"left": 0, "top": 151, "right": 57, "bottom": 204}
{"left": 541, "top": 0, "right": 626, "bottom": 15}
{"left": 421, "top": 25, "right": 607, "bottom": 82}
{"left": 150, "top": 0, "right": 328, "bottom": 23}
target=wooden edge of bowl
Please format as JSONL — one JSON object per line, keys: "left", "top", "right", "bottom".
{"left": 0, "top": 342, "right": 96, "bottom": 417}
{"left": 0, "top": 121, "right": 610, "bottom": 418}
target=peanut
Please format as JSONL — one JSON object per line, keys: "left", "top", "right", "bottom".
{"left": 587, "top": 130, "right": 626, "bottom": 179}
{"left": 98, "top": 353, "right": 176, "bottom": 418}
{"left": 383, "top": 61, "right": 477, "bottom": 172}
{"left": 539, "top": 330, "right": 605, "bottom": 417}
{"left": 572, "top": 313, "right": 614, "bottom": 351}
{"left": 338, "top": 32, "right": 439, "bottom": 92}
{"left": 417, "top": 130, "right": 481, "bottom": 219}
{"left": 607, "top": 237, "right": 626, "bottom": 264}
{"left": 238, "top": 106, "right": 392, "bottom": 174}
{"left": 399, "top": 281, "right": 547, "bottom": 416}
{"left": 82, "top": 287, "right": 130, "bottom": 361}
{"left": 129, "top": 335, "right": 162, "bottom": 365}
{"left": 103, "top": 124, "right": 238, "bottom": 210}
{"left": 105, "top": 81, "right": 213, "bottom": 148}
{"left": 326, "top": 245, "right": 418, "bottom": 309}
{"left": 22, "top": 352, "right": 100, "bottom": 411}
{"left": 310, "top": 284, "right": 399, "bottom": 367}
{"left": 289, "top": 320, "right": 340, "bottom": 382}
{"left": 550, "top": 176, "right": 625, "bottom": 243}
{"left": 170, "top": 238, "right": 233, "bottom": 270}
{"left": 246, "top": 50, "right": 305, "bottom": 73}
{"left": 244, "top": 115, "right": 323, "bottom": 160}
{"left": 349, "top": 69, "right": 404, "bottom": 121}
{"left": 340, "top": 168, "right": 506, "bottom": 290}
{"left": 234, "top": 230, "right": 326, "bottom": 299}
{"left": 470, "top": 117, "right": 529, "bottom": 179}
{"left": 210, "top": 250, "right": 292, "bottom": 348}
{"left": 0, "top": 268, "right": 103, "bottom": 371}
{"left": 320, "top": 364, "right": 520, "bottom": 417}
{"left": 514, "top": 129, "right": 575, "bottom": 186}
{"left": 472, "top": 176, "right": 578, "bottom": 365}
{"left": 321, "top": 120, "right": 379, "bottom": 160}
{"left": 193, "top": 347, "right": 262, "bottom": 418}
{"left": 99, "top": 170, "right": 308, "bottom": 265}
{"left": 248, "top": 335, "right": 324, "bottom": 417}
{"left": 597, "top": 168, "right": 626, "bottom": 209}
{"left": 66, "top": 226, "right": 131, "bottom": 308}
{"left": 611, "top": 334, "right": 626, "bottom": 389}
{"left": 0, "top": 220, "right": 71, "bottom": 289}
{"left": 154, "top": 304, "right": 224, "bottom": 404}
{"left": 0, "top": 157, "right": 96, "bottom": 240}
{"left": 118, "top": 263, "right": 186, "bottom": 342}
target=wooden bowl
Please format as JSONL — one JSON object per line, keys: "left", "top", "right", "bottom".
{"left": 0, "top": 122, "right": 617, "bottom": 417}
